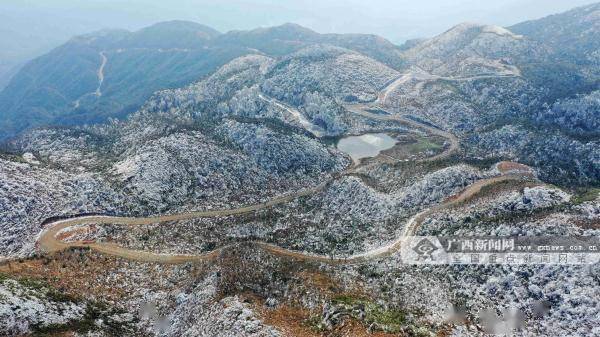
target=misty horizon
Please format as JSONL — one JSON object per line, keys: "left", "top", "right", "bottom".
{"left": 2, "top": 0, "right": 598, "bottom": 45}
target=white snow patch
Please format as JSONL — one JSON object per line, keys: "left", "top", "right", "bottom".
{"left": 22, "top": 153, "right": 39, "bottom": 165}
{"left": 481, "top": 25, "right": 524, "bottom": 39}
{"left": 112, "top": 156, "right": 140, "bottom": 179}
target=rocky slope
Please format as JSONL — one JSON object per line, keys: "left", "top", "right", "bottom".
{"left": 1, "top": 54, "right": 355, "bottom": 258}
{"left": 382, "top": 6, "right": 600, "bottom": 185}
{"left": 510, "top": 3, "right": 600, "bottom": 78}
{"left": 0, "top": 22, "right": 405, "bottom": 140}
{"left": 402, "top": 22, "right": 530, "bottom": 77}
{"left": 510, "top": 2, "right": 600, "bottom": 100}
{"left": 0, "top": 156, "right": 121, "bottom": 256}
{"left": 0, "top": 3, "right": 599, "bottom": 337}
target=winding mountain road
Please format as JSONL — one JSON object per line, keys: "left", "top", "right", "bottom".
{"left": 35, "top": 70, "right": 530, "bottom": 265}
{"left": 38, "top": 170, "right": 529, "bottom": 265}
{"left": 95, "top": 52, "right": 107, "bottom": 97}
{"left": 342, "top": 66, "right": 520, "bottom": 162}
{"left": 73, "top": 48, "right": 191, "bottom": 108}
{"left": 376, "top": 67, "right": 520, "bottom": 105}
{"left": 344, "top": 104, "right": 460, "bottom": 162}
{"left": 72, "top": 51, "right": 108, "bottom": 108}
{"left": 258, "top": 93, "right": 326, "bottom": 137}
{"left": 36, "top": 136, "right": 525, "bottom": 265}
{"left": 38, "top": 179, "right": 334, "bottom": 261}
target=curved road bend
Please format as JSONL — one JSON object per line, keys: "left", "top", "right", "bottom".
{"left": 38, "top": 170, "right": 529, "bottom": 265}
{"left": 35, "top": 71, "right": 529, "bottom": 265}
{"left": 344, "top": 105, "right": 460, "bottom": 162}
{"left": 37, "top": 103, "right": 463, "bottom": 264}
{"left": 38, "top": 179, "right": 332, "bottom": 259}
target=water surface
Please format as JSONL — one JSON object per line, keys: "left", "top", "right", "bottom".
{"left": 337, "top": 133, "right": 397, "bottom": 163}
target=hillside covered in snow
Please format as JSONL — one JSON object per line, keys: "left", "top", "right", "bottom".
{"left": 0, "top": 2, "right": 599, "bottom": 337}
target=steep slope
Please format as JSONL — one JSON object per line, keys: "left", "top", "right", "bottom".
{"left": 0, "top": 61, "right": 22, "bottom": 91}
{"left": 510, "top": 2, "right": 600, "bottom": 64}
{"left": 509, "top": 3, "right": 600, "bottom": 99}
{"left": 0, "top": 22, "right": 405, "bottom": 141}
{"left": 1, "top": 54, "right": 350, "bottom": 258}
{"left": 0, "top": 41, "right": 104, "bottom": 135}
{"left": 0, "top": 22, "right": 249, "bottom": 140}
{"left": 402, "top": 22, "right": 530, "bottom": 77}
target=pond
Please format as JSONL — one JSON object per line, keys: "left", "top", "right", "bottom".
{"left": 336, "top": 133, "right": 397, "bottom": 163}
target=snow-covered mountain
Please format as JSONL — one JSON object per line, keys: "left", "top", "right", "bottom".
{"left": 0, "top": 3, "right": 599, "bottom": 337}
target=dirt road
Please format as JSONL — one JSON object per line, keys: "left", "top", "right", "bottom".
{"left": 38, "top": 180, "right": 332, "bottom": 262}
{"left": 37, "top": 171, "right": 528, "bottom": 265}
{"left": 344, "top": 105, "right": 460, "bottom": 162}
{"left": 95, "top": 52, "right": 107, "bottom": 97}
{"left": 34, "top": 72, "right": 531, "bottom": 266}
{"left": 38, "top": 93, "right": 466, "bottom": 264}
{"left": 258, "top": 93, "right": 326, "bottom": 137}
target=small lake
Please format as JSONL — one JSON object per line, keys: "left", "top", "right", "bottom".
{"left": 336, "top": 133, "right": 397, "bottom": 163}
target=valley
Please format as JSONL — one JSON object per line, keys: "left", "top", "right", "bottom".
{"left": 0, "top": 3, "right": 599, "bottom": 336}
{"left": 36, "top": 83, "right": 464, "bottom": 264}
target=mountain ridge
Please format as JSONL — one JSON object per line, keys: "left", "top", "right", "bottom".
{"left": 0, "top": 21, "right": 405, "bottom": 140}
{"left": 1, "top": 4, "right": 599, "bottom": 141}
{"left": 1, "top": 4, "right": 599, "bottom": 336}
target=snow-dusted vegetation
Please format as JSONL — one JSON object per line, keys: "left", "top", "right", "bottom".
{"left": 0, "top": 2, "right": 599, "bottom": 336}
{"left": 262, "top": 45, "right": 399, "bottom": 104}
{"left": 0, "top": 158, "right": 121, "bottom": 256}
{"left": 0, "top": 276, "right": 86, "bottom": 335}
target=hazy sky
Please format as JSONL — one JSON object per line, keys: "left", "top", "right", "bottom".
{"left": 2, "top": 0, "right": 597, "bottom": 43}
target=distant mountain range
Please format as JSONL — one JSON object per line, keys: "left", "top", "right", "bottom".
{"left": 0, "top": 21, "right": 404, "bottom": 140}
{"left": 0, "top": 3, "right": 598, "bottom": 140}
